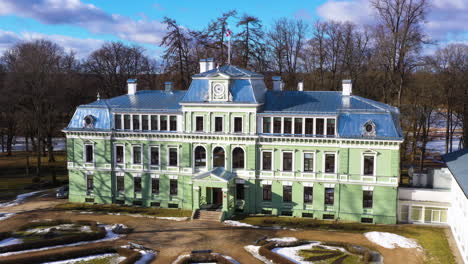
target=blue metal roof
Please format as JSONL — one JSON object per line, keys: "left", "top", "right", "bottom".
{"left": 442, "top": 149, "right": 468, "bottom": 198}
{"left": 181, "top": 78, "right": 266, "bottom": 104}
{"left": 86, "top": 90, "right": 186, "bottom": 112}
{"left": 193, "top": 65, "right": 263, "bottom": 78}
{"left": 338, "top": 113, "right": 402, "bottom": 139}
{"left": 66, "top": 105, "right": 111, "bottom": 130}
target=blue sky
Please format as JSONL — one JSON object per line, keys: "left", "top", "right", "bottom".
{"left": 0, "top": 0, "right": 466, "bottom": 58}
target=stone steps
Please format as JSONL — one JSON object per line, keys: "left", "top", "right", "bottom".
{"left": 193, "top": 209, "right": 222, "bottom": 222}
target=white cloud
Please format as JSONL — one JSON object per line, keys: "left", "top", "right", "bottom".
{"left": 0, "top": 29, "right": 104, "bottom": 58}
{"left": 316, "top": 0, "right": 468, "bottom": 43}
{"left": 0, "top": 0, "right": 167, "bottom": 45}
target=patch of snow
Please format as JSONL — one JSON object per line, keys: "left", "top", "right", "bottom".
{"left": 271, "top": 242, "right": 321, "bottom": 264}
{"left": 244, "top": 245, "right": 274, "bottom": 264}
{"left": 364, "top": 232, "right": 420, "bottom": 249}
{"left": 0, "top": 191, "right": 43, "bottom": 208}
{"left": 223, "top": 220, "right": 259, "bottom": 228}
{"left": 0, "top": 238, "right": 23, "bottom": 247}
{"left": 426, "top": 138, "right": 461, "bottom": 153}
{"left": 173, "top": 254, "right": 190, "bottom": 264}
{"left": 156, "top": 217, "right": 188, "bottom": 221}
{"left": 41, "top": 253, "right": 120, "bottom": 264}
{"left": 0, "top": 225, "right": 122, "bottom": 257}
{"left": 267, "top": 237, "right": 298, "bottom": 243}
{"left": 135, "top": 249, "right": 156, "bottom": 264}
{"left": 0, "top": 213, "right": 15, "bottom": 221}
{"left": 219, "top": 254, "right": 240, "bottom": 264}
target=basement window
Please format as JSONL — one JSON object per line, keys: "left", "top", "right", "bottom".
{"left": 168, "top": 203, "right": 178, "bottom": 209}
{"left": 323, "top": 214, "right": 334, "bottom": 220}
{"left": 361, "top": 217, "right": 373, "bottom": 223}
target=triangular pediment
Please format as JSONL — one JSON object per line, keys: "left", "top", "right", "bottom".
{"left": 193, "top": 167, "right": 233, "bottom": 182}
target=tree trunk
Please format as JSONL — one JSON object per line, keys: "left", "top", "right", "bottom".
{"left": 36, "top": 138, "right": 41, "bottom": 178}
{"left": 25, "top": 136, "right": 29, "bottom": 152}
{"left": 1, "top": 133, "right": 4, "bottom": 153}
{"left": 6, "top": 134, "right": 13, "bottom": 156}
{"left": 464, "top": 88, "right": 468, "bottom": 149}
{"left": 47, "top": 135, "right": 55, "bottom": 162}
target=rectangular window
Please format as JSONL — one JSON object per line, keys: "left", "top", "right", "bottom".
{"left": 284, "top": 118, "right": 292, "bottom": 134}
{"left": 170, "top": 179, "right": 178, "bottom": 195}
{"left": 323, "top": 214, "right": 335, "bottom": 220}
{"left": 303, "top": 153, "right": 314, "bottom": 172}
{"left": 150, "top": 147, "right": 159, "bottom": 165}
{"left": 85, "top": 144, "right": 93, "bottom": 163}
{"left": 132, "top": 115, "right": 140, "bottom": 130}
{"left": 160, "top": 115, "right": 168, "bottom": 131}
{"left": 234, "top": 117, "right": 242, "bottom": 133}
{"left": 236, "top": 184, "right": 244, "bottom": 200}
{"left": 363, "top": 155, "right": 375, "bottom": 176}
{"left": 124, "top": 114, "right": 131, "bottom": 130}
{"left": 316, "top": 118, "right": 324, "bottom": 135}
{"left": 262, "top": 184, "right": 272, "bottom": 201}
{"left": 273, "top": 117, "right": 282, "bottom": 133}
{"left": 133, "top": 146, "right": 141, "bottom": 164}
{"left": 170, "top": 116, "right": 177, "bottom": 131}
{"left": 134, "top": 177, "right": 142, "bottom": 193}
{"left": 150, "top": 115, "right": 158, "bottom": 130}
{"left": 400, "top": 205, "right": 409, "bottom": 222}
{"left": 294, "top": 118, "right": 303, "bottom": 134}
{"left": 305, "top": 118, "right": 314, "bottom": 135}
{"left": 326, "top": 119, "right": 335, "bottom": 136}
{"left": 325, "top": 153, "right": 336, "bottom": 173}
{"left": 262, "top": 151, "right": 272, "bottom": 171}
{"left": 283, "top": 185, "right": 292, "bottom": 202}
{"left": 262, "top": 117, "right": 271, "bottom": 133}
{"left": 282, "top": 152, "right": 293, "bottom": 171}
{"left": 117, "top": 175, "right": 124, "bottom": 192}
{"left": 114, "top": 114, "right": 122, "bottom": 129}
{"left": 115, "top": 146, "right": 124, "bottom": 164}
{"left": 361, "top": 217, "right": 373, "bottom": 223}
{"left": 325, "top": 187, "right": 335, "bottom": 205}
{"left": 196, "top": 116, "right": 204, "bottom": 132}
{"left": 410, "top": 206, "right": 423, "bottom": 221}
{"left": 215, "top": 117, "right": 223, "bottom": 132}
{"left": 142, "top": 115, "right": 149, "bottom": 131}
{"left": 169, "top": 147, "right": 178, "bottom": 167}
{"left": 86, "top": 175, "right": 93, "bottom": 193}
{"left": 151, "top": 178, "right": 159, "bottom": 194}
{"left": 363, "top": 190, "right": 373, "bottom": 208}
{"left": 304, "top": 186, "right": 313, "bottom": 204}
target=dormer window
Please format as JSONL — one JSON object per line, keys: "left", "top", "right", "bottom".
{"left": 83, "top": 115, "right": 95, "bottom": 128}
{"left": 363, "top": 120, "right": 376, "bottom": 137}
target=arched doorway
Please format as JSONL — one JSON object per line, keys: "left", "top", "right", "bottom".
{"left": 213, "top": 147, "right": 225, "bottom": 168}
{"left": 194, "top": 146, "right": 206, "bottom": 168}
{"left": 232, "top": 147, "right": 245, "bottom": 169}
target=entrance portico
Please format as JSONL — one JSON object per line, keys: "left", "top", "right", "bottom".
{"left": 192, "top": 167, "right": 236, "bottom": 216}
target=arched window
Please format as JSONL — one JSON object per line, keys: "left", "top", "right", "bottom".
{"left": 213, "top": 147, "right": 225, "bottom": 168}
{"left": 232, "top": 147, "right": 245, "bottom": 169}
{"left": 194, "top": 146, "right": 206, "bottom": 168}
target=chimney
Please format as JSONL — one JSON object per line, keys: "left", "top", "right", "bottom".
{"left": 342, "top": 80, "right": 352, "bottom": 96}
{"left": 199, "top": 59, "right": 207, "bottom": 73}
{"left": 272, "top": 76, "right": 283, "bottom": 91}
{"left": 127, "top": 79, "right": 137, "bottom": 95}
{"left": 164, "top": 81, "right": 173, "bottom": 93}
{"left": 297, "top": 81, "right": 304, "bottom": 91}
{"left": 206, "top": 58, "right": 215, "bottom": 71}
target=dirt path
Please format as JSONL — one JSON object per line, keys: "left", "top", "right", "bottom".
{"left": 0, "top": 198, "right": 426, "bottom": 264}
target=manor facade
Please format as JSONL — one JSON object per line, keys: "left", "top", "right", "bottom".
{"left": 64, "top": 61, "right": 403, "bottom": 224}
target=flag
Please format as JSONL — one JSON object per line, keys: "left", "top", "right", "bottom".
{"left": 226, "top": 28, "right": 232, "bottom": 38}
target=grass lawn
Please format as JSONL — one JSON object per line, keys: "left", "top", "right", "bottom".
{"left": 239, "top": 216, "right": 455, "bottom": 264}
{"left": 0, "top": 151, "right": 67, "bottom": 201}
{"left": 55, "top": 202, "right": 193, "bottom": 218}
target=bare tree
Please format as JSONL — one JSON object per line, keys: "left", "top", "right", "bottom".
{"left": 206, "top": 10, "right": 237, "bottom": 64}
{"left": 235, "top": 14, "right": 265, "bottom": 70}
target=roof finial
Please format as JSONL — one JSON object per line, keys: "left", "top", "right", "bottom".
{"left": 97, "top": 92, "right": 101, "bottom": 101}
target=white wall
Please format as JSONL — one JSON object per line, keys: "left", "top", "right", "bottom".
{"left": 399, "top": 187, "right": 451, "bottom": 203}
{"left": 448, "top": 178, "right": 468, "bottom": 263}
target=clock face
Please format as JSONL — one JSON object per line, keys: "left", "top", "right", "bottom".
{"left": 212, "top": 84, "right": 225, "bottom": 99}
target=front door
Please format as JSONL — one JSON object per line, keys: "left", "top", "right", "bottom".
{"left": 212, "top": 188, "right": 223, "bottom": 207}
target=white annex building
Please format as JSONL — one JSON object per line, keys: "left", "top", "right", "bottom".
{"left": 398, "top": 149, "right": 468, "bottom": 263}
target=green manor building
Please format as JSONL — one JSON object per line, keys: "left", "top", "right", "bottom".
{"left": 64, "top": 61, "right": 403, "bottom": 224}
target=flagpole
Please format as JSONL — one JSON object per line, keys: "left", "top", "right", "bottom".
{"left": 228, "top": 37, "right": 231, "bottom": 65}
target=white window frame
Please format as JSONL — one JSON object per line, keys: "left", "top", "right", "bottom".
{"left": 83, "top": 143, "right": 94, "bottom": 164}
{"left": 116, "top": 172, "right": 125, "bottom": 193}
{"left": 149, "top": 114, "right": 159, "bottom": 131}
{"left": 86, "top": 173, "right": 94, "bottom": 194}
{"left": 262, "top": 116, "right": 272, "bottom": 134}
{"left": 232, "top": 116, "right": 243, "bottom": 133}
{"left": 195, "top": 115, "right": 204, "bottom": 132}
{"left": 323, "top": 151, "right": 338, "bottom": 174}
{"left": 283, "top": 117, "right": 293, "bottom": 135}
{"left": 213, "top": 115, "right": 224, "bottom": 133}
{"left": 325, "top": 117, "right": 337, "bottom": 136}
{"left": 261, "top": 150, "right": 273, "bottom": 171}
{"left": 193, "top": 144, "right": 208, "bottom": 170}
{"left": 114, "top": 144, "right": 125, "bottom": 165}
{"left": 141, "top": 114, "right": 149, "bottom": 131}
{"left": 231, "top": 146, "right": 246, "bottom": 170}
{"left": 160, "top": 115, "right": 168, "bottom": 131}
{"left": 293, "top": 117, "right": 303, "bottom": 135}
{"left": 131, "top": 144, "right": 143, "bottom": 165}
{"left": 167, "top": 146, "right": 179, "bottom": 168}
{"left": 169, "top": 115, "right": 178, "bottom": 131}
{"left": 211, "top": 145, "right": 226, "bottom": 169}
{"left": 149, "top": 145, "right": 161, "bottom": 167}
{"left": 133, "top": 173, "right": 142, "bottom": 193}
{"left": 281, "top": 151, "right": 294, "bottom": 172}
{"left": 132, "top": 114, "right": 141, "bottom": 131}
{"left": 362, "top": 151, "right": 377, "bottom": 176}
{"left": 302, "top": 151, "right": 316, "bottom": 173}
{"left": 114, "top": 114, "right": 123, "bottom": 130}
